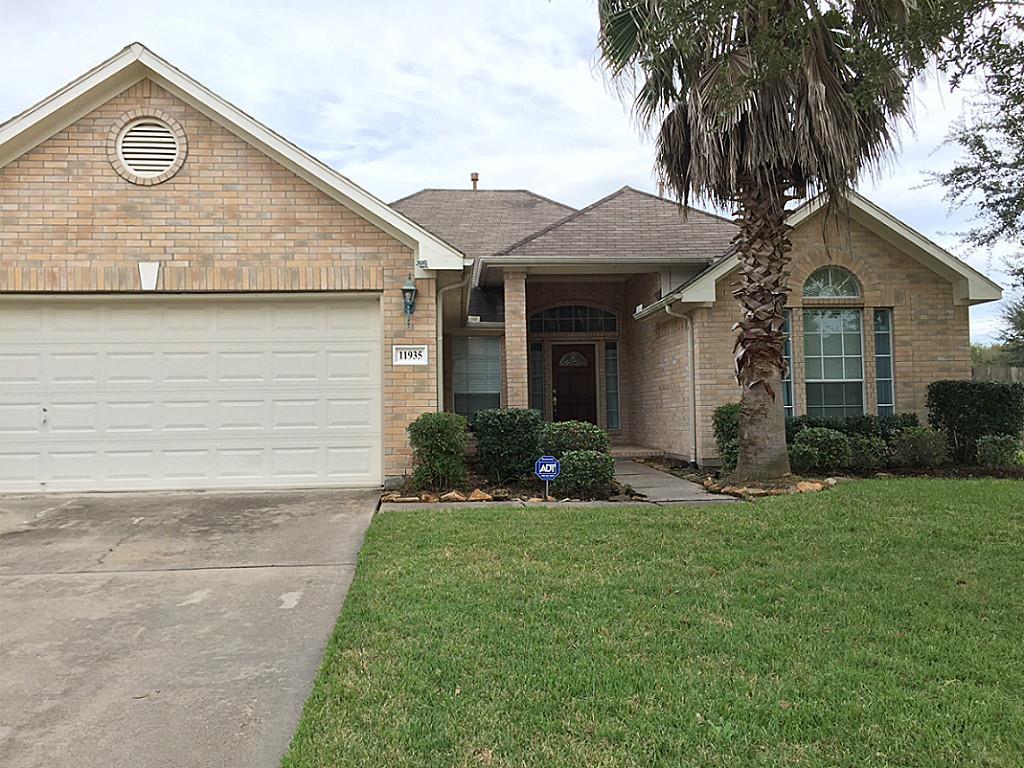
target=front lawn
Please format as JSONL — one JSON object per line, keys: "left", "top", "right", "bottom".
{"left": 284, "top": 480, "right": 1023, "bottom": 767}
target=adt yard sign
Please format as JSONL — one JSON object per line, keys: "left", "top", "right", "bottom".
{"left": 534, "top": 456, "right": 560, "bottom": 498}
{"left": 535, "top": 456, "right": 560, "bottom": 481}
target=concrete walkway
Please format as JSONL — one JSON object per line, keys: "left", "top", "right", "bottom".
{"left": 614, "top": 459, "right": 732, "bottom": 504}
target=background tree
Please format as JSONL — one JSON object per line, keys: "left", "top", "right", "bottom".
{"left": 597, "top": 0, "right": 970, "bottom": 481}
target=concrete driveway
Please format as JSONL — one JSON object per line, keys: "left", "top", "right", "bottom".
{"left": 0, "top": 488, "right": 378, "bottom": 768}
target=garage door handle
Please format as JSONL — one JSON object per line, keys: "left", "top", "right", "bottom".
{"left": 41, "top": 406, "right": 48, "bottom": 426}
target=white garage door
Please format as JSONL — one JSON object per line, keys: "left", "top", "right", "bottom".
{"left": 0, "top": 296, "right": 383, "bottom": 492}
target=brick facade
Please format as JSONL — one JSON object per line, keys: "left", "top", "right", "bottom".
{"left": 478, "top": 212, "right": 972, "bottom": 466}
{"left": 502, "top": 271, "right": 529, "bottom": 408}
{"left": 0, "top": 78, "right": 437, "bottom": 478}
{"left": 690, "top": 211, "right": 970, "bottom": 462}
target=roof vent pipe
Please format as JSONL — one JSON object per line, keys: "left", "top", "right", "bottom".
{"left": 657, "top": 180, "right": 665, "bottom": 198}
{"left": 471, "top": 172, "right": 479, "bottom": 191}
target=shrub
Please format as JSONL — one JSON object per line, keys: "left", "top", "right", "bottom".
{"left": 407, "top": 411, "right": 467, "bottom": 490}
{"left": 976, "top": 434, "right": 1023, "bottom": 468}
{"left": 473, "top": 408, "right": 543, "bottom": 483}
{"left": 927, "top": 380, "right": 1024, "bottom": 461}
{"left": 552, "top": 450, "right": 615, "bottom": 498}
{"left": 539, "top": 420, "right": 611, "bottom": 458}
{"left": 713, "top": 403, "right": 741, "bottom": 448}
{"left": 788, "top": 443, "right": 818, "bottom": 475}
{"left": 890, "top": 426, "right": 949, "bottom": 468}
{"left": 719, "top": 438, "right": 739, "bottom": 474}
{"left": 848, "top": 434, "right": 890, "bottom": 471}
{"left": 787, "top": 413, "right": 919, "bottom": 444}
{"left": 793, "top": 428, "right": 852, "bottom": 471}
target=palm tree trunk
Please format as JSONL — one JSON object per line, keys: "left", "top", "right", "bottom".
{"left": 730, "top": 182, "right": 792, "bottom": 482}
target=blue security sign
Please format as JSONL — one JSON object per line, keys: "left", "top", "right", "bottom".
{"left": 534, "top": 456, "right": 561, "bottom": 481}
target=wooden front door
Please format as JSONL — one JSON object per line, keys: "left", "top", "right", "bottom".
{"left": 551, "top": 344, "right": 597, "bottom": 424}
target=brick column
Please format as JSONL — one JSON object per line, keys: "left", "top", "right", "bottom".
{"left": 503, "top": 270, "right": 529, "bottom": 408}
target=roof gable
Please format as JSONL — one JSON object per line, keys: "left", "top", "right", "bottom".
{"left": 0, "top": 43, "right": 463, "bottom": 271}
{"left": 634, "top": 191, "right": 1002, "bottom": 319}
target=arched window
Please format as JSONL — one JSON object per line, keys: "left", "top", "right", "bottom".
{"left": 528, "top": 305, "right": 617, "bottom": 333}
{"left": 803, "top": 266, "right": 860, "bottom": 299}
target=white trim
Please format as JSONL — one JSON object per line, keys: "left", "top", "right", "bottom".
{"left": 634, "top": 191, "right": 1003, "bottom": 320}
{"left": 0, "top": 43, "right": 464, "bottom": 272}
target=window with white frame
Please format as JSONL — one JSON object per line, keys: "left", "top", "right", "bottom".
{"left": 451, "top": 336, "right": 501, "bottom": 421}
{"left": 874, "top": 309, "right": 895, "bottom": 416}
{"left": 782, "top": 309, "right": 794, "bottom": 418}
{"left": 803, "top": 309, "right": 864, "bottom": 418}
{"left": 803, "top": 265, "right": 861, "bottom": 299}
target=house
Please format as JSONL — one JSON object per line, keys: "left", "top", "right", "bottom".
{"left": 0, "top": 44, "right": 1002, "bottom": 493}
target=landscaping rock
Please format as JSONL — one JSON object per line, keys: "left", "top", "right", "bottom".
{"left": 440, "top": 490, "right": 467, "bottom": 503}
{"left": 526, "top": 497, "right": 544, "bottom": 503}
{"left": 796, "top": 481, "right": 824, "bottom": 493}
{"left": 823, "top": 477, "right": 838, "bottom": 488}
{"left": 467, "top": 489, "right": 493, "bottom": 502}
{"left": 491, "top": 488, "right": 512, "bottom": 501}
{"left": 381, "top": 491, "right": 400, "bottom": 503}
{"left": 419, "top": 492, "right": 439, "bottom": 503}
{"left": 394, "top": 496, "right": 422, "bottom": 503}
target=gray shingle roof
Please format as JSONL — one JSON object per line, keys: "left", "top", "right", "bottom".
{"left": 497, "top": 186, "right": 736, "bottom": 263}
{"left": 391, "top": 189, "right": 576, "bottom": 262}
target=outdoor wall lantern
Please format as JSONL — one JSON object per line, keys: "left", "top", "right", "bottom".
{"left": 402, "top": 276, "right": 418, "bottom": 327}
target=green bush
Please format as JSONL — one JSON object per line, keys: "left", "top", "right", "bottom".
{"left": 787, "top": 412, "right": 919, "bottom": 444}
{"left": 713, "top": 403, "right": 741, "bottom": 448}
{"left": 473, "top": 408, "right": 543, "bottom": 483}
{"left": 848, "top": 434, "right": 890, "bottom": 471}
{"left": 976, "top": 434, "right": 1023, "bottom": 468}
{"left": 718, "top": 438, "right": 739, "bottom": 474}
{"left": 927, "top": 380, "right": 1024, "bottom": 461}
{"left": 890, "top": 426, "right": 949, "bottom": 468}
{"left": 788, "top": 443, "right": 818, "bottom": 475}
{"left": 793, "top": 428, "right": 852, "bottom": 472}
{"left": 406, "top": 411, "right": 467, "bottom": 490}
{"left": 539, "top": 420, "right": 611, "bottom": 458}
{"left": 552, "top": 450, "right": 615, "bottom": 498}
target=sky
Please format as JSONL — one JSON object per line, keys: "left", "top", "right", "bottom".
{"left": 0, "top": 0, "right": 1014, "bottom": 342}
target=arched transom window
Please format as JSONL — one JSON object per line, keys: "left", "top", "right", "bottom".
{"left": 529, "top": 305, "right": 617, "bottom": 333}
{"left": 803, "top": 266, "right": 860, "bottom": 299}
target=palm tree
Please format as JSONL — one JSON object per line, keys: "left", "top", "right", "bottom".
{"left": 598, "top": 0, "right": 952, "bottom": 481}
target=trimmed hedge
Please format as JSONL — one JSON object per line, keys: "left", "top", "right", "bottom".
{"left": 540, "top": 420, "right": 611, "bottom": 458}
{"left": 848, "top": 434, "right": 890, "bottom": 471}
{"left": 473, "top": 408, "right": 543, "bottom": 483}
{"left": 976, "top": 434, "right": 1022, "bottom": 468}
{"left": 789, "top": 443, "right": 818, "bottom": 475}
{"left": 927, "top": 380, "right": 1024, "bottom": 461}
{"left": 553, "top": 450, "right": 615, "bottom": 498}
{"left": 793, "top": 428, "right": 852, "bottom": 472}
{"left": 890, "top": 426, "right": 949, "bottom": 468}
{"left": 407, "top": 411, "right": 467, "bottom": 490}
{"left": 786, "top": 412, "right": 919, "bottom": 443}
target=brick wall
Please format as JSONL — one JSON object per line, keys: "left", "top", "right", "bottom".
{"left": 0, "top": 78, "right": 437, "bottom": 478}
{"left": 622, "top": 272, "right": 692, "bottom": 458}
{"left": 692, "top": 211, "right": 971, "bottom": 461}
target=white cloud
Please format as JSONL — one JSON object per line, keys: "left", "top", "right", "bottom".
{"left": 0, "top": 0, "right": 1013, "bottom": 341}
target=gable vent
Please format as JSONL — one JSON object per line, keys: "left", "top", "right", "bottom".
{"left": 118, "top": 120, "right": 179, "bottom": 177}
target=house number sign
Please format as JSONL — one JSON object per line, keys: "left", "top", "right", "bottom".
{"left": 392, "top": 345, "right": 429, "bottom": 366}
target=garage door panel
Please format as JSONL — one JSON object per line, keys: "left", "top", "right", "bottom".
{"left": 0, "top": 297, "right": 383, "bottom": 492}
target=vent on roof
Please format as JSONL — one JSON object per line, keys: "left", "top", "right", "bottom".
{"left": 118, "top": 120, "right": 179, "bottom": 176}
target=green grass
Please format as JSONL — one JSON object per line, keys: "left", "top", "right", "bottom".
{"left": 284, "top": 480, "right": 1023, "bottom": 767}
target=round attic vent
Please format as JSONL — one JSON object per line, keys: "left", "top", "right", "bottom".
{"left": 118, "top": 120, "right": 178, "bottom": 175}
{"left": 108, "top": 111, "right": 187, "bottom": 185}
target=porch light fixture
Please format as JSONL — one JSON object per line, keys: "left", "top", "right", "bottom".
{"left": 401, "top": 276, "right": 417, "bottom": 326}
